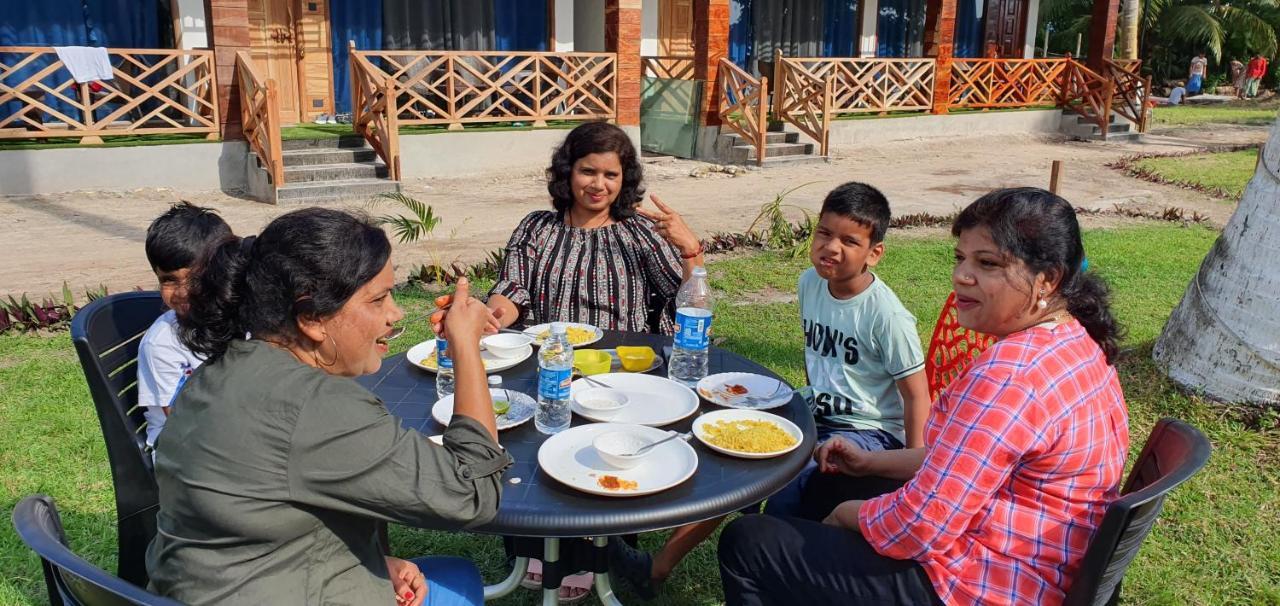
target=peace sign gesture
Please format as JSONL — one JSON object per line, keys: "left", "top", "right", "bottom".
{"left": 636, "top": 194, "right": 702, "bottom": 258}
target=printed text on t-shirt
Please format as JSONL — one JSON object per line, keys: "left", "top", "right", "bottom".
{"left": 803, "top": 319, "right": 860, "bottom": 365}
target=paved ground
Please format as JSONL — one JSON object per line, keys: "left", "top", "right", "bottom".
{"left": 0, "top": 124, "right": 1265, "bottom": 301}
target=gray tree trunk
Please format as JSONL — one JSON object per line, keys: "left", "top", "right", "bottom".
{"left": 1153, "top": 115, "right": 1280, "bottom": 406}
{"left": 1118, "top": 0, "right": 1140, "bottom": 60}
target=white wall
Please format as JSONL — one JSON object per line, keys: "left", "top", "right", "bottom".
{"left": 574, "top": 0, "right": 607, "bottom": 52}
{"left": 554, "top": 0, "right": 576, "bottom": 51}
{"left": 175, "top": 0, "right": 209, "bottom": 49}
{"left": 859, "top": 0, "right": 879, "bottom": 56}
{"left": 1023, "top": 0, "right": 1040, "bottom": 58}
{"left": 642, "top": 0, "right": 660, "bottom": 56}
{"left": 0, "top": 142, "right": 249, "bottom": 196}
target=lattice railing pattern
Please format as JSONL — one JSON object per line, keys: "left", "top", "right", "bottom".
{"left": 0, "top": 46, "right": 219, "bottom": 142}
{"left": 1060, "top": 59, "right": 1114, "bottom": 138}
{"left": 775, "top": 56, "right": 831, "bottom": 155}
{"left": 235, "top": 52, "right": 284, "bottom": 186}
{"left": 784, "top": 58, "right": 934, "bottom": 114}
{"left": 717, "top": 58, "right": 768, "bottom": 165}
{"left": 349, "top": 46, "right": 399, "bottom": 181}
{"left": 642, "top": 56, "right": 696, "bottom": 80}
{"left": 352, "top": 50, "right": 616, "bottom": 128}
{"left": 924, "top": 292, "right": 996, "bottom": 401}
{"left": 1104, "top": 59, "right": 1151, "bottom": 133}
{"left": 948, "top": 58, "right": 1069, "bottom": 108}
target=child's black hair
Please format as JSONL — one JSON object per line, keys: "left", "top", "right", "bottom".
{"left": 145, "top": 202, "right": 233, "bottom": 273}
{"left": 819, "top": 182, "right": 891, "bottom": 244}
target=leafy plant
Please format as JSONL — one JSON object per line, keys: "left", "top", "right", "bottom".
{"left": 0, "top": 294, "right": 70, "bottom": 333}
{"left": 366, "top": 192, "right": 442, "bottom": 244}
{"left": 746, "top": 183, "right": 819, "bottom": 259}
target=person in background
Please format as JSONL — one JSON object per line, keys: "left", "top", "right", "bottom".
{"left": 147, "top": 208, "right": 509, "bottom": 606}
{"left": 1245, "top": 54, "right": 1270, "bottom": 98}
{"left": 718, "top": 187, "right": 1130, "bottom": 606}
{"left": 137, "top": 202, "right": 232, "bottom": 457}
{"left": 1230, "top": 59, "right": 1247, "bottom": 98}
{"left": 1188, "top": 52, "right": 1209, "bottom": 95}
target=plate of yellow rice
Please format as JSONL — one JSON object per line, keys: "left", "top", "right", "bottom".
{"left": 692, "top": 409, "right": 803, "bottom": 459}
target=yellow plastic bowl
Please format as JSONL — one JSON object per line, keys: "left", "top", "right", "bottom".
{"left": 616, "top": 346, "right": 656, "bottom": 372}
{"left": 574, "top": 349, "right": 612, "bottom": 376}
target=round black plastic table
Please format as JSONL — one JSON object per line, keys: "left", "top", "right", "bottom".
{"left": 357, "top": 330, "right": 817, "bottom": 604}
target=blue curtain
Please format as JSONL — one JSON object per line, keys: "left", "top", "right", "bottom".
{"left": 330, "top": 0, "right": 383, "bottom": 114}
{"left": 729, "top": 0, "right": 752, "bottom": 69}
{"left": 823, "top": 0, "right": 857, "bottom": 57}
{"left": 494, "top": 0, "right": 547, "bottom": 51}
{"left": 954, "top": 0, "right": 985, "bottom": 58}
{"left": 877, "top": 0, "right": 926, "bottom": 57}
{"left": 1, "top": 0, "right": 161, "bottom": 125}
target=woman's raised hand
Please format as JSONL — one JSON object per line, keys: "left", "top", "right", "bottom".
{"left": 815, "top": 437, "right": 869, "bottom": 477}
{"left": 637, "top": 194, "right": 701, "bottom": 257}
{"left": 433, "top": 278, "right": 500, "bottom": 343}
{"left": 386, "top": 556, "right": 427, "bottom": 606}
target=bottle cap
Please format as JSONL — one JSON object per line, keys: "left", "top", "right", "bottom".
{"left": 550, "top": 322, "right": 567, "bottom": 334}
{"left": 691, "top": 266, "right": 707, "bottom": 276}
{"left": 488, "top": 375, "right": 503, "bottom": 386}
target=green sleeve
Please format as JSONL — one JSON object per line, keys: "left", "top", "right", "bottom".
{"left": 882, "top": 311, "right": 926, "bottom": 380}
{"left": 286, "top": 377, "right": 512, "bottom": 530}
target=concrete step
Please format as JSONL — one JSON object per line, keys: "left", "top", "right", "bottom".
{"left": 732, "top": 141, "right": 815, "bottom": 162}
{"left": 757, "top": 154, "right": 830, "bottom": 167}
{"left": 719, "top": 131, "right": 798, "bottom": 146}
{"left": 276, "top": 178, "right": 401, "bottom": 203}
{"left": 283, "top": 161, "right": 388, "bottom": 183}
{"left": 282, "top": 135, "right": 369, "bottom": 151}
{"left": 281, "top": 148, "right": 377, "bottom": 167}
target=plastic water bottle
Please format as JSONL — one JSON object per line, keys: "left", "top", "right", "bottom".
{"left": 535, "top": 323, "right": 574, "bottom": 435}
{"left": 435, "top": 335, "right": 455, "bottom": 397}
{"left": 669, "top": 266, "right": 713, "bottom": 387}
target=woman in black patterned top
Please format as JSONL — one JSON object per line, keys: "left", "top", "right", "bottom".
{"left": 486, "top": 122, "right": 705, "bottom": 334}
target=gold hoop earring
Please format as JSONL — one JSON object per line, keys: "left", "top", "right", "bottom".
{"left": 314, "top": 333, "right": 339, "bottom": 367}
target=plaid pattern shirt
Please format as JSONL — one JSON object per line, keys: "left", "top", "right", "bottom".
{"left": 859, "top": 320, "right": 1129, "bottom": 605}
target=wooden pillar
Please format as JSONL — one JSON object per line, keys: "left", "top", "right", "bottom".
{"left": 1087, "top": 0, "right": 1120, "bottom": 72}
{"left": 693, "top": 0, "right": 731, "bottom": 126}
{"left": 204, "top": 0, "right": 250, "bottom": 140}
{"left": 924, "top": 0, "right": 958, "bottom": 114}
{"left": 606, "top": 0, "right": 643, "bottom": 126}
{"left": 858, "top": 0, "right": 879, "bottom": 57}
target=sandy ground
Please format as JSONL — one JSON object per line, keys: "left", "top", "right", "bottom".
{"left": 0, "top": 124, "right": 1264, "bottom": 301}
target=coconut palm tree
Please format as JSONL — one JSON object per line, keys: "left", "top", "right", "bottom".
{"left": 1153, "top": 114, "right": 1280, "bottom": 406}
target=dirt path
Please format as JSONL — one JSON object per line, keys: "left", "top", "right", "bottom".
{"left": 0, "top": 126, "right": 1263, "bottom": 301}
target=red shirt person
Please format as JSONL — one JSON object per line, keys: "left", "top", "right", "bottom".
{"left": 1245, "top": 55, "right": 1269, "bottom": 97}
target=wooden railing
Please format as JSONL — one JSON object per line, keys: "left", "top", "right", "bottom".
{"left": 350, "top": 50, "right": 616, "bottom": 129}
{"left": 235, "top": 51, "right": 284, "bottom": 185}
{"left": 779, "top": 56, "right": 934, "bottom": 115}
{"left": 1104, "top": 58, "right": 1151, "bottom": 133}
{"left": 0, "top": 46, "right": 219, "bottom": 143}
{"left": 1060, "top": 59, "right": 1114, "bottom": 139}
{"left": 948, "top": 58, "right": 1070, "bottom": 108}
{"left": 717, "top": 57, "right": 768, "bottom": 165}
{"left": 642, "top": 56, "right": 696, "bottom": 80}
{"left": 349, "top": 43, "right": 400, "bottom": 181}
{"left": 773, "top": 52, "right": 831, "bottom": 156}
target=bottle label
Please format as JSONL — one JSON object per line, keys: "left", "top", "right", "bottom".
{"left": 436, "top": 338, "right": 453, "bottom": 370}
{"left": 674, "top": 308, "right": 712, "bottom": 350}
{"left": 538, "top": 367, "right": 572, "bottom": 400}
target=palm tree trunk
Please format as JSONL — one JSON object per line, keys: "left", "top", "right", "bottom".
{"left": 1118, "top": 0, "right": 1140, "bottom": 59}
{"left": 1153, "top": 115, "right": 1280, "bottom": 407}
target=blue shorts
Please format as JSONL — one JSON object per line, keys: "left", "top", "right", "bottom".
{"left": 1187, "top": 74, "right": 1203, "bottom": 93}
{"left": 761, "top": 427, "right": 903, "bottom": 517}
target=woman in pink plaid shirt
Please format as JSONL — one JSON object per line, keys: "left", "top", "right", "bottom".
{"left": 719, "top": 188, "right": 1130, "bottom": 605}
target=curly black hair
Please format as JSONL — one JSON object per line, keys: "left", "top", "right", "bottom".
{"left": 546, "top": 121, "right": 645, "bottom": 221}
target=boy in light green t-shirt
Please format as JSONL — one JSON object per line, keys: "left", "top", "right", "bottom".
{"left": 761, "top": 181, "right": 931, "bottom": 516}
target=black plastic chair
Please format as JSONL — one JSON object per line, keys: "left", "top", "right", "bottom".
{"left": 1064, "top": 418, "right": 1212, "bottom": 606}
{"left": 70, "top": 291, "right": 167, "bottom": 588}
{"left": 12, "top": 494, "right": 184, "bottom": 606}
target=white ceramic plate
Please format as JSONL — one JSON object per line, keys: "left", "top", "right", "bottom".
{"left": 537, "top": 423, "right": 699, "bottom": 497}
{"left": 600, "top": 348, "right": 664, "bottom": 374}
{"left": 692, "top": 409, "right": 804, "bottom": 459}
{"left": 406, "top": 340, "right": 533, "bottom": 374}
{"left": 523, "top": 322, "right": 605, "bottom": 348}
{"left": 696, "top": 372, "right": 793, "bottom": 410}
{"left": 432, "top": 388, "right": 536, "bottom": 431}
{"left": 570, "top": 373, "right": 700, "bottom": 426}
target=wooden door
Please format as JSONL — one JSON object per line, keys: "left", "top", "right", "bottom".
{"left": 659, "top": 0, "right": 695, "bottom": 56}
{"left": 982, "top": 0, "right": 1027, "bottom": 58}
{"left": 248, "top": 0, "right": 334, "bottom": 124}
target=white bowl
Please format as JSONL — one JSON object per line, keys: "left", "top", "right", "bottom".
{"left": 573, "top": 388, "right": 629, "bottom": 420}
{"left": 481, "top": 333, "right": 534, "bottom": 358}
{"left": 592, "top": 430, "right": 655, "bottom": 469}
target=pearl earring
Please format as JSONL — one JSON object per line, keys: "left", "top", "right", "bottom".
{"left": 1037, "top": 289, "right": 1048, "bottom": 309}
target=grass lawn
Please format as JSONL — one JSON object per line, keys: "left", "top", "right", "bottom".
{"left": 1131, "top": 149, "right": 1260, "bottom": 198}
{"left": 1151, "top": 99, "right": 1279, "bottom": 127}
{"left": 2, "top": 222, "right": 1278, "bottom": 605}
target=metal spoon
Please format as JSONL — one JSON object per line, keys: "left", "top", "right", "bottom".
{"left": 624, "top": 431, "right": 690, "bottom": 456}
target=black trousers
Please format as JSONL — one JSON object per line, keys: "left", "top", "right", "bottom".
{"left": 717, "top": 473, "right": 942, "bottom": 606}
